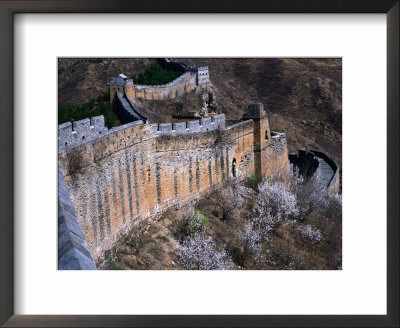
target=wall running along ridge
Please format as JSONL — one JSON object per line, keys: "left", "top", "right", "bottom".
{"left": 58, "top": 104, "right": 290, "bottom": 266}
{"left": 109, "top": 58, "right": 209, "bottom": 102}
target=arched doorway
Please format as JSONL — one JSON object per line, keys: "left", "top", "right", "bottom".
{"left": 232, "top": 158, "right": 237, "bottom": 177}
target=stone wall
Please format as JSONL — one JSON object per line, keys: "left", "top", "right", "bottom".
{"left": 151, "top": 114, "right": 225, "bottom": 134}
{"left": 58, "top": 111, "right": 289, "bottom": 262}
{"left": 310, "top": 149, "right": 340, "bottom": 194}
{"left": 289, "top": 149, "right": 340, "bottom": 194}
{"left": 126, "top": 72, "right": 197, "bottom": 100}
{"left": 110, "top": 59, "right": 209, "bottom": 102}
{"left": 113, "top": 92, "right": 148, "bottom": 124}
{"left": 58, "top": 167, "right": 96, "bottom": 270}
{"left": 58, "top": 116, "right": 108, "bottom": 150}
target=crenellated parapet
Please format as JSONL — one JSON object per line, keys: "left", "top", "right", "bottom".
{"left": 151, "top": 114, "right": 225, "bottom": 135}
{"left": 58, "top": 114, "right": 226, "bottom": 154}
{"left": 58, "top": 116, "right": 108, "bottom": 149}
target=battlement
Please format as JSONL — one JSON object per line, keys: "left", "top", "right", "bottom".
{"left": 58, "top": 116, "right": 108, "bottom": 149}
{"left": 58, "top": 114, "right": 225, "bottom": 153}
{"left": 58, "top": 115, "right": 146, "bottom": 153}
{"left": 151, "top": 114, "right": 225, "bottom": 135}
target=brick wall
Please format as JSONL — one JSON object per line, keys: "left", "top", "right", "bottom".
{"left": 58, "top": 112, "right": 289, "bottom": 262}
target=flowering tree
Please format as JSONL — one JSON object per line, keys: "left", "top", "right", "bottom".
{"left": 251, "top": 213, "right": 276, "bottom": 241}
{"left": 237, "top": 222, "right": 262, "bottom": 266}
{"left": 177, "top": 235, "right": 234, "bottom": 270}
{"left": 215, "top": 177, "right": 247, "bottom": 221}
{"left": 256, "top": 180, "right": 299, "bottom": 220}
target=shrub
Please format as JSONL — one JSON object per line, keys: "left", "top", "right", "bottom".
{"left": 297, "top": 224, "right": 323, "bottom": 244}
{"left": 132, "top": 62, "right": 182, "bottom": 85}
{"left": 245, "top": 173, "right": 262, "bottom": 190}
{"left": 183, "top": 208, "right": 209, "bottom": 235}
{"left": 177, "top": 235, "right": 233, "bottom": 270}
{"left": 107, "top": 257, "right": 125, "bottom": 270}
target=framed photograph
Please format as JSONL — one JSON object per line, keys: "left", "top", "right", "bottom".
{"left": 1, "top": 0, "right": 398, "bottom": 327}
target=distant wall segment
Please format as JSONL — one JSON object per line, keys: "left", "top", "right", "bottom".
{"left": 109, "top": 58, "right": 210, "bottom": 102}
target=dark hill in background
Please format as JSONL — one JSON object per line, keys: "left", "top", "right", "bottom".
{"left": 58, "top": 58, "right": 341, "bottom": 165}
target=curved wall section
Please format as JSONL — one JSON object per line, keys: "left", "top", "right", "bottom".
{"left": 289, "top": 149, "right": 340, "bottom": 194}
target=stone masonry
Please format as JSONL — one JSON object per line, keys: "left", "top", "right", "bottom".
{"left": 58, "top": 103, "right": 290, "bottom": 268}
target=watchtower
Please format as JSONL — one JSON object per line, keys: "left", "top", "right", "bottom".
{"left": 108, "top": 73, "right": 127, "bottom": 102}
{"left": 243, "top": 103, "right": 271, "bottom": 177}
{"left": 196, "top": 66, "right": 210, "bottom": 85}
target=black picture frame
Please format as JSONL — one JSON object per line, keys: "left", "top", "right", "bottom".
{"left": 0, "top": 1, "right": 398, "bottom": 327}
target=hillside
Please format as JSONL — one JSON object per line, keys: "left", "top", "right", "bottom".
{"left": 58, "top": 57, "right": 342, "bottom": 165}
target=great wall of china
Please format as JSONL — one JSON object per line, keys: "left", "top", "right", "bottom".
{"left": 58, "top": 59, "right": 339, "bottom": 270}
